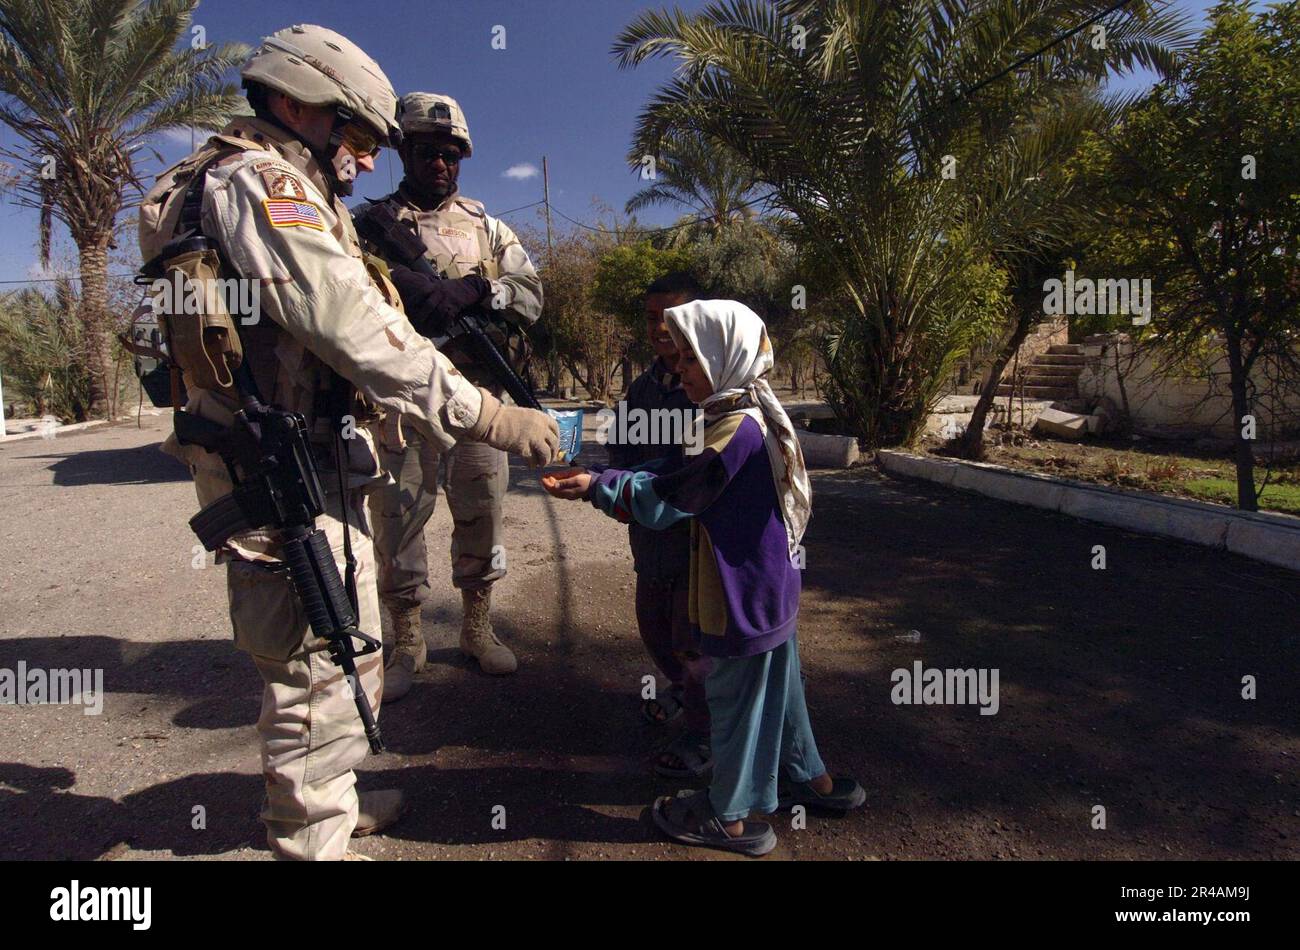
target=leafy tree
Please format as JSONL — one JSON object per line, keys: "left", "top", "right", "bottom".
{"left": 0, "top": 282, "right": 92, "bottom": 421}
{"left": 957, "top": 98, "right": 1128, "bottom": 459}
{"left": 0, "top": 0, "right": 248, "bottom": 418}
{"left": 1099, "top": 0, "right": 1300, "bottom": 510}
{"left": 593, "top": 240, "right": 697, "bottom": 333}
{"left": 625, "top": 129, "right": 758, "bottom": 235}
{"left": 536, "top": 228, "right": 631, "bottom": 403}
{"left": 615, "top": 0, "right": 1190, "bottom": 446}
{"left": 592, "top": 240, "right": 696, "bottom": 385}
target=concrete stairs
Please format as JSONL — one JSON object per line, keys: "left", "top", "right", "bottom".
{"left": 996, "top": 344, "right": 1085, "bottom": 401}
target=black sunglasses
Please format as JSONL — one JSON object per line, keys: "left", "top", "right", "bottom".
{"left": 411, "top": 142, "right": 462, "bottom": 166}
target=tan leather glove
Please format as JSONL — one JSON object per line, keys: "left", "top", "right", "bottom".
{"left": 467, "top": 388, "right": 559, "bottom": 468}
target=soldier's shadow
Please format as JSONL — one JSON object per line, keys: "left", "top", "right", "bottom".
{"left": 0, "top": 634, "right": 261, "bottom": 731}
{"left": 0, "top": 763, "right": 264, "bottom": 860}
{"left": 30, "top": 442, "right": 190, "bottom": 487}
{"left": 361, "top": 765, "right": 655, "bottom": 849}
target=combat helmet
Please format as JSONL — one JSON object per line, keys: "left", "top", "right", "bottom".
{"left": 241, "top": 24, "right": 402, "bottom": 148}
{"left": 399, "top": 93, "right": 473, "bottom": 157}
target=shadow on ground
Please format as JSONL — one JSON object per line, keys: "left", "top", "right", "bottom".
{"left": 4, "top": 463, "right": 1297, "bottom": 859}
{"left": 21, "top": 442, "right": 190, "bottom": 487}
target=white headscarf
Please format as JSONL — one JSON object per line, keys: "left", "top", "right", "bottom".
{"left": 664, "top": 299, "right": 812, "bottom": 558}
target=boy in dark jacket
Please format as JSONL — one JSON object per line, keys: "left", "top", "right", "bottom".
{"left": 605, "top": 273, "right": 712, "bottom": 779}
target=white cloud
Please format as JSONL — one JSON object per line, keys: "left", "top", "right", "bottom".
{"left": 502, "top": 163, "right": 540, "bottom": 181}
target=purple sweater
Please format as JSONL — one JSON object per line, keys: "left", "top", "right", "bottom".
{"left": 586, "top": 412, "right": 800, "bottom": 658}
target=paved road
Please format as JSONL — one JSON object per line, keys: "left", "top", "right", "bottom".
{"left": 1, "top": 413, "right": 1296, "bottom": 860}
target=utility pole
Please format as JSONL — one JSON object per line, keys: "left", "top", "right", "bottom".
{"left": 542, "top": 155, "right": 553, "bottom": 255}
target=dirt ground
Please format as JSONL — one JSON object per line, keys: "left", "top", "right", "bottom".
{"left": 1, "top": 412, "right": 1297, "bottom": 861}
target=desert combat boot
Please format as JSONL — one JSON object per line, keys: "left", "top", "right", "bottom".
{"left": 459, "top": 587, "right": 516, "bottom": 674}
{"left": 382, "top": 605, "right": 427, "bottom": 702}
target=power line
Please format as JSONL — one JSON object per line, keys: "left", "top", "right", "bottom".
{"left": 0, "top": 273, "right": 136, "bottom": 285}
{"left": 493, "top": 198, "right": 547, "bottom": 218}
{"left": 957, "top": 0, "right": 1138, "bottom": 103}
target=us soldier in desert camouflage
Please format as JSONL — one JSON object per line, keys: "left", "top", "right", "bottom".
{"left": 355, "top": 93, "right": 544, "bottom": 698}
{"left": 139, "top": 26, "right": 558, "bottom": 860}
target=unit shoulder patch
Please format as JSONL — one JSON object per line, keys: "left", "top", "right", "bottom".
{"left": 251, "top": 161, "right": 309, "bottom": 200}
{"left": 262, "top": 198, "right": 325, "bottom": 231}
{"left": 251, "top": 158, "right": 294, "bottom": 174}
{"left": 265, "top": 172, "right": 308, "bottom": 200}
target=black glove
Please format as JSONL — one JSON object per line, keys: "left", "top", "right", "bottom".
{"left": 388, "top": 264, "right": 492, "bottom": 337}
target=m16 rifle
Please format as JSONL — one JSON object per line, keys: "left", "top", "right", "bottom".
{"left": 175, "top": 394, "right": 385, "bottom": 754}
{"left": 353, "top": 200, "right": 543, "bottom": 412}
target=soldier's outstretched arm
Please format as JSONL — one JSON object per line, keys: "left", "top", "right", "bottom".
{"left": 202, "top": 154, "right": 556, "bottom": 464}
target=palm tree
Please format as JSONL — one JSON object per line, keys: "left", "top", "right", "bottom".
{"left": 0, "top": 0, "right": 248, "bottom": 418}
{"left": 625, "top": 129, "right": 758, "bottom": 235}
{"left": 614, "top": 0, "right": 1190, "bottom": 446}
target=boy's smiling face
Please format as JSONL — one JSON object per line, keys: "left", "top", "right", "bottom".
{"left": 676, "top": 340, "right": 714, "bottom": 403}
{"left": 644, "top": 292, "right": 690, "bottom": 367}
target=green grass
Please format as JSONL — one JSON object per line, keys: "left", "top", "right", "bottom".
{"left": 1183, "top": 479, "right": 1300, "bottom": 516}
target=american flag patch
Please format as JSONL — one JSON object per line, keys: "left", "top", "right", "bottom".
{"left": 262, "top": 198, "right": 325, "bottom": 231}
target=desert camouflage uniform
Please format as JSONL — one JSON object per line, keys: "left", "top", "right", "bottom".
{"left": 367, "top": 185, "right": 543, "bottom": 604}
{"left": 144, "top": 116, "right": 482, "bottom": 860}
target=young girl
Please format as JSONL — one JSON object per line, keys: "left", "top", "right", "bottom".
{"left": 545, "top": 299, "right": 864, "bottom": 856}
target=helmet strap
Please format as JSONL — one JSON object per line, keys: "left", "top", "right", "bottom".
{"left": 323, "top": 106, "right": 357, "bottom": 197}
{"left": 244, "top": 83, "right": 364, "bottom": 199}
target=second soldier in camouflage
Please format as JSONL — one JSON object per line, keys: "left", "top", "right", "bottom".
{"left": 357, "top": 93, "right": 544, "bottom": 698}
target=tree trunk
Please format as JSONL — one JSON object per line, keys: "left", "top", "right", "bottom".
{"left": 1224, "top": 329, "right": 1257, "bottom": 512}
{"left": 77, "top": 237, "right": 113, "bottom": 420}
{"left": 1112, "top": 337, "right": 1133, "bottom": 431}
{"left": 958, "top": 314, "right": 1032, "bottom": 460}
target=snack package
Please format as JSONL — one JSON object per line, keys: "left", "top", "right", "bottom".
{"left": 547, "top": 409, "right": 584, "bottom": 464}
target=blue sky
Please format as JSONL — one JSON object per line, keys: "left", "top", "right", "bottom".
{"left": 0, "top": 0, "right": 1218, "bottom": 284}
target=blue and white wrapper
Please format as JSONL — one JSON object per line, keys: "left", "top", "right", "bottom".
{"left": 547, "top": 409, "right": 584, "bottom": 463}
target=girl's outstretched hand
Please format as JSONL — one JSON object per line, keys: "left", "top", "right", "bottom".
{"left": 542, "top": 467, "right": 592, "bottom": 500}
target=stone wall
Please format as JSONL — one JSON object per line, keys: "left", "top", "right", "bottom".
{"left": 1077, "top": 336, "right": 1300, "bottom": 440}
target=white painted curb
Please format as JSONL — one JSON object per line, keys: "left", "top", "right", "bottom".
{"left": 0, "top": 410, "right": 166, "bottom": 445}
{"left": 0, "top": 418, "right": 110, "bottom": 444}
{"left": 877, "top": 450, "right": 1300, "bottom": 573}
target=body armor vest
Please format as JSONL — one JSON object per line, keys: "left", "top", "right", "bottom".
{"left": 138, "top": 132, "right": 398, "bottom": 460}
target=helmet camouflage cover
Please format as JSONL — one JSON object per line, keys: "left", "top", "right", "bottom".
{"left": 399, "top": 92, "right": 472, "bottom": 157}
{"left": 241, "top": 24, "right": 401, "bottom": 146}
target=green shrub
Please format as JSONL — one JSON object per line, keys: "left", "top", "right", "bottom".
{"left": 0, "top": 284, "right": 95, "bottom": 422}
